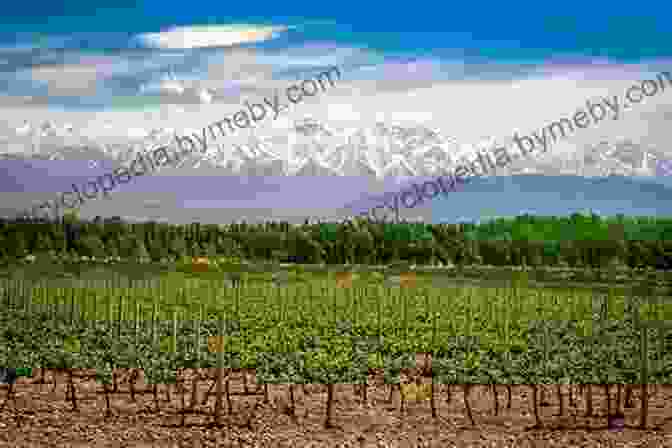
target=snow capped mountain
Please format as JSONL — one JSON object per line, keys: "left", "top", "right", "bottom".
{"left": 0, "top": 116, "right": 668, "bottom": 180}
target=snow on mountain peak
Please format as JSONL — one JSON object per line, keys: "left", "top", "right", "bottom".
{"left": 1, "top": 116, "right": 665, "bottom": 179}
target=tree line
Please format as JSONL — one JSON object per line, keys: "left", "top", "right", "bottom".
{"left": 0, "top": 211, "right": 671, "bottom": 269}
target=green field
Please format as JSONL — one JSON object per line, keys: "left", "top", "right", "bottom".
{"left": 2, "top": 262, "right": 672, "bottom": 430}
{"left": 3, "top": 265, "right": 671, "bottom": 384}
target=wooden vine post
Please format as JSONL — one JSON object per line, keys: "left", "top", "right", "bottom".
{"left": 105, "top": 288, "right": 112, "bottom": 325}
{"left": 190, "top": 304, "right": 203, "bottom": 409}
{"left": 171, "top": 309, "right": 178, "bottom": 355}
{"left": 70, "top": 281, "right": 76, "bottom": 324}
{"left": 92, "top": 283, "right": 97, "bottom": 321}
{"left": 325, "top": 379, "right": 335, "bottom": 428}
{"left": 632, "top": 285, "right": 672, "bottom": 430}
{"left": 116, "top": 287, "right": 124, "bottom": 339}
{"left": 134, "top": 301, "right": 140, "bottom": 347}
{"left": 213, "top": 317, "right": 225, "bottom": 425}
{"left": 639, "top": 325, "right": 648, "bottom": 429}
{"left": 430, "top": 310, "right": 439, "bottom": 419}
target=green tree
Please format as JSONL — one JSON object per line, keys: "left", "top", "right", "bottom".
{"left": 169, "top": 234, "right": 187, "bottom": 259}
{"left": 351, "top": 229, "right": 374, "bottom": 264}
{"left": 118, "top": 236, "right": 137, "bottom": 259}
{"left": 80, "top": 235, "right": 106, "bottom": 259}
{"left": 105, "top": 239, "right": 119, "bottom": 260}
{"left": 148, "top": 238, "right": 169, "bottom": 262}
{"left": 34, "top": 232, "right": 53, "bottom": 253}
{"left": 133, "top": 240, "right": 150, "bottom": 263}
{"left": 187, "top": 240, "right": 203, "bottom": 257}
{"left": 205, "top": 240, "right": 218, "bottom": 258}
{"left": 11, "top": 232, "right": 28, "bottom": 258}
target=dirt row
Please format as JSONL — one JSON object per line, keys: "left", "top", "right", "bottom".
{"left": 1, "top": 365, "right": 671, "bottom": 448}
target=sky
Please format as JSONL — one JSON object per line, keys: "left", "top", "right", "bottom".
{"left": 0, "top": 2, "right": 670, "bottom": 223}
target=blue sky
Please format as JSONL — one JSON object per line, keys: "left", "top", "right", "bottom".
{"left": 0, "top": 3, "right": 670, "bottom": 223}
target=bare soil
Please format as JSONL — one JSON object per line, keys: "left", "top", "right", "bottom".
{"left": 1, "top": 362, "right": 671, "bottom": 447}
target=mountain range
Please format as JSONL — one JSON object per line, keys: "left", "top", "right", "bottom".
{"left": 1, "top": 116, "right": 671, "bottom": 223}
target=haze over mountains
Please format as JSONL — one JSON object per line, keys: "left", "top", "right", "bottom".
{"left": 0, "top": 9, "right": 670, "bottom": 224}
{"left": 1, "top": 114, "right": 671, "bottom": 223}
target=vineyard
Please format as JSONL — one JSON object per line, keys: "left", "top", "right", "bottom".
{"left": 1, "top": 269, "right": 672, "bottom": 446}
